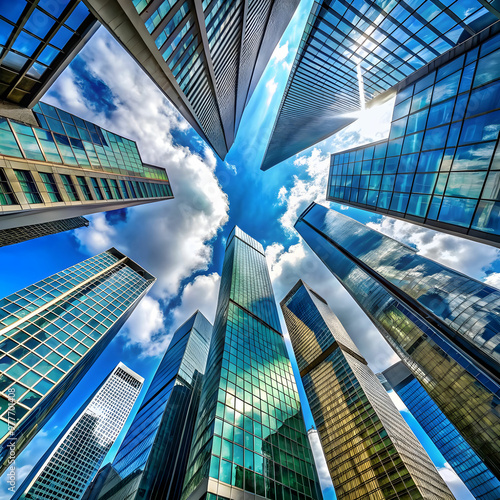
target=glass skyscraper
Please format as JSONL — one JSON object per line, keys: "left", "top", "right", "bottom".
{"left": 327, "top": 24, "right": 500, "bottom": 247}
{"left": 261, "top": 0, "right": 500, "bottom": 170}
{"left": 12, "top": 362, "right": 144, "bottom": 500}
{"left": 379, "top": 361, "right": 500, "bottom": 500}
{"left": 84, "top": 311, "right": 213, "bottom": 500}
{"left": 0, "top": 101, "right": 173, "bottom": 240}
{"left": 295, "top": 202, "right": 500, "bottom": 481}
{"left": 281, "top": 280, "right": 453, "bottom": 499}
{"left": 0, "top": 216, "right": 89, "bottom": 247}
{"left": 182, "top": 227, "right": 322, "bottom": 500}
{"left": 0, "top": 248, "right": 156, "bottom": 475}
{"left": 0, "top": 1, "right": 98, "bottom": 107}
{"left": 83, "top": 0, "right": 300, "bottom": 159}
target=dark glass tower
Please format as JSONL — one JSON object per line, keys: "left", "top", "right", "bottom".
{"left": 379, "top": 361, "right": 500, "bottom": 500}
{"left": 84, "top": 311, "right": 213, "bottom": 500}
{"left": 84, "top": 0, "right": 300, "bottom": 159}
{"left": 12, "top": 363, "right": 144, "bottom": 500}
{"left": 295, "top": 202, "right": 500, "bottom": 481}
{"left": 281, "top": 280, "right": 454, "bottom": 499}
{"left": 327, "top": 24, "right": 500, "bottom": 247}
{"left": 0, "top": 248, "right": 155, "bottom": 475}
{"left": 182, "top": 227, "right": 322, "bottom": 500}
{"left": 261, "top": 0, "right": 500, "bottom": 170}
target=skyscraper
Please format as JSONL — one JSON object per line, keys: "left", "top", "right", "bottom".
{"left": 281, "top": 280, "right": 454, "bottom": 499}
{"left": 0, "top": 1, "right": 98, "bottom": 107}
{"left": 85, "top": 0, "right": 300, "bottom": 159}
{"left": 182, "top": 227, "right": 322, "bottom": 500}
{"left": 261, "top": 0, "right": 500, "bottom": 170}
{"left": 0, "top": 248, "right": 155, "bottom": 474}
{"left": 0, "top": 216, "right": 89, "bottom": 247}
{"left": 327, "top": 24, "right": 500, "bottom": 247}
{"left": 84, "top": 311, "right": 213, "bottom": 500}
{"left": 12, "top": 362, "right": 144, "bottom": 500}
{"left": 379, "top": 361, "right": 500, "bottom": 500}
{"left": 295, "top": 202, "right": 500, "bottom": 481}
{"left": 0, "top": 101, "right": 173, "bottom": 237}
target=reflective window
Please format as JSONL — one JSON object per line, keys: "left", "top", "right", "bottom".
{"left": 39, "top": 172, "right": 62, "bottom": 202}
{"left": 14, "top": 170, "right": 42, "bottom": 204}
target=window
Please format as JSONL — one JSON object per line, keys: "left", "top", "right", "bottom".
{"left": 119, "top": 180, "right": 130, "bottom": 198}
{"left": 60, "top": 175, "right": 79, "bottom": 201}
{"left": 76, "top": 177, "right": 93, "bottom": 201}
{"left": 39, "top": 172, "right": 62, "bottom": 202}
{"left": 90, "top": 178, "right": 104, "bottom": 200}
{"left": 99, "top": 178, "right": 112, "bottom": 199}
{"left": 14, "top": 170, "right": 42, "bottom": 204}
{"left": 0, "top": 169, "right": 18, "bottom": 206}
{"left": 109, "top": 179, "right": 122, "bottom": 199}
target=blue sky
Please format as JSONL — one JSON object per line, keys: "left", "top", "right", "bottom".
{"left": 3, "top": 1, "right": 500, "bottom": 498}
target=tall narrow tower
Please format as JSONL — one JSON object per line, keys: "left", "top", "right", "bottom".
{"left": 84, "top": 311, "right": 213, "bottom": 500}
{"left": 0, "top": 248, "right": 155, "bottom": 474}
{"left": 281, "top": 280, "right": 454, "bottom": 499}
{"left": 13, "top": 363, "right": 144, "bottom": 500}
{"left": 182, "top": 227, "right": 322, "bottom": 500}
{"left": 295, "top": 202, "right": 500, "bottom": 481}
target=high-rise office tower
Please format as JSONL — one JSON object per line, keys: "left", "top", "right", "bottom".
{"left": 261, "top": 0, "right": 500, "bottom": 170}
{"left": 281, "top": 280, "right": 454, "bottom": 499}
{"left": 295, "top": 202, "right": 500, "bottom": 481}
{"left": 84, "top": 310, "right": 213, "bottom": 500}
{"left": 181, "top": 227, "right": 322, "bottom": 500}
{"left": 0, "top": 216, "right": 89, "bottom": 247}
{"left": 0, "top": 1, "right": 98, "bottom": 108}
{"left": 0, "top": 247, "right": 155, "bottom": 475}
{"left": 12, "top": 362, "right": 144, "bottom": 500}
{"left": 327, "top": 25, "right": 500, "bottom": 248}
{"left": 1, "top": 0, "right": 300, "bottom": 161}
{"left": 0, "top": 100, "right": 173, "bottom": 238}
{"left": 379, "top": 361, "right": 500, "bottom": 500}
{"left": 84, "top": 0, "right": 300, "bottom": 159}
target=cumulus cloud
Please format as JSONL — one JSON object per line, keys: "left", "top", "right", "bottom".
{"left": 266, "top": 77, "right": 279, "bottom": 106}
{"left": 366, "top": 217, "right": 500, "bottom": 280}
{"left": 47, "top": 29, "right": 229, "bottom": 355}
{"left": 307, "top": 429, "right": 335, "bottom": 498}
{"left": 485, "top": 272, "right": 500, "bottom": 288}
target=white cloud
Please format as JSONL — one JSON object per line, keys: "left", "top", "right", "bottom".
{"left": 46, "top": 29, "right": 229, "bottom": 356}
{"left": 366, "top": 217, "right": 500, "bottom": 280}
{"left": 485, "top": 272, "right": 500, "bottom": 288}
{"left": 307, "top": 429, "right": 335, "bottom": 497}
{"left": 438, "top": 463, "right": 475, "bottom": 500}
{"left": 266, "top": 77, "right": 278, "bottom": 107}
{"left": 272, "top": 41, "right": 289, "bottom": 63}
{"left": 171, "top": 273, "right": 220, "bottom": 329}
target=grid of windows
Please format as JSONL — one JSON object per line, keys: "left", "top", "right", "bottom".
{"left": 39, "top": 172, "right": 62, "bottom": 202}
{"left": 383, "top": 364, "right": 500, "bottom": 500}
{"left": 0, "top": 217, "right": 88, "bottom": 247}
{"left": 262, "top": 0, "right": 499, "bottom": 170}
{"left": 328, "top": 29, "right": 500, "bottom": 244}
{"left": 296, "top": 202, "right": 500, "bottom": 483}
{"left": 182, "top": 228, "right": 321, "bottom": 500}
{"left": 0, "top": 249, "right": 155, "bottom": 471}
{"left": 17, "top": 363, "right": 143, "bottom": 500}
{"left": 282, "top": 283, "right": 453, "bottom": 499}
{"left": 0, "top": 0, "right": 97, "bottom": 106}
{"left": 14, "top": 169, "right": 42, "bottom": 204}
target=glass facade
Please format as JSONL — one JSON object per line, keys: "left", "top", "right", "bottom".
{"left": 295, "top": 202, "right": 500, "bottom": 482}
{"left": 0, "top": 216, "right": 89, "bottom": 247}
{"left": 0, "top": 248, "right": 156, "bottom": 475}
{"left": 380, "top": 361, "right": 500, "bottom": 500}
{"left": 328, "top": 25, "right": 500, "bottom": 247}
{"left": 12, "top": 363, "right": 144, "bottom": 500}
{"left": 85, "top": 0, "right": 299, "bottom": 159}
{"left": 0, "top": 0, "right": 97, "bottom": 106}
{"left": 261, "top": 0, "right": 500, "bottom": 170}
{"left": 89, "top": 311, "right": 213, "bottom": 500}
{"left": 181, "top": 227, "right": 322, "bottom": 500}
{"left": 281, "top": 280, "right": 453, "bottom": 499}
